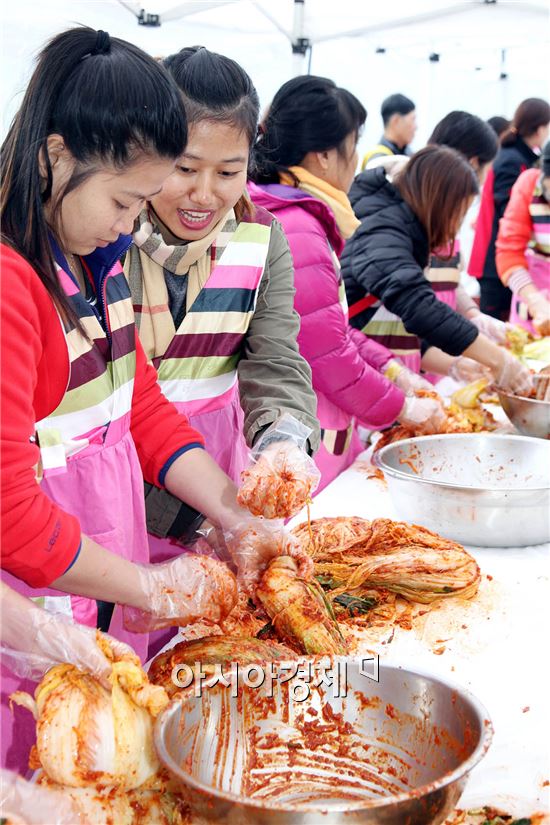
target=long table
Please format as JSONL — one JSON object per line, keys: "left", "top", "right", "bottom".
{"left": 289, "top": 448, "right": 550, "bottom": 816}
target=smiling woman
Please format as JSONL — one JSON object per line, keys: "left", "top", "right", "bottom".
{"left": 124, "top": 46, "right": 320, "bottom": 558}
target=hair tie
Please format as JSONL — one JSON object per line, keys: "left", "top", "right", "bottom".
{"left": 92, "top": 30, "right": 111, "bottom": 56}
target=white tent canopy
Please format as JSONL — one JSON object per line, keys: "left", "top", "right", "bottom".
{"left": 2, "top": 0, "right": 549, "bottom": 153}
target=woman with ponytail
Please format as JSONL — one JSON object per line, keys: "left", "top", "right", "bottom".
{"left": 0, "top": 28, "right": 301, "bottom": 772}
{"left": 125, "top": 47, "right": 320, "bottom": 549}
{"left": 249, "top": 76, "right": 445, "bottom": 490}
{"left": 470, "top": 97, "right": 550, "bottom": 319}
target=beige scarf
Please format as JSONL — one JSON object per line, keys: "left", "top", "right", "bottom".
{"left": 125, "top": 208, "right": 236, "bottom": 360}
{"left": 280, "top": 166, "right": 360, "bottom": 239}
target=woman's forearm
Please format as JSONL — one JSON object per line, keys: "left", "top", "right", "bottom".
{"left": 462, "top": 334, "right": 504, "bottom": 372}
{"left": 51, "top": 537, "right": 147, "bottom": 610}
{"left": 164, "top": 448, "right": 245, "bottom": 530}
{"left": 420, "top": 347, "right": 455, "bottom": 375}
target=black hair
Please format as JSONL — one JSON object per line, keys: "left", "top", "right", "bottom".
{"left": 1, "top": 26, "right": 187, "bottom": 329}
{"left": 501, "top": 97, "right": 550, "bottom": 147}
{"left": 163, "top": 46, "right": 259, "bottom": 151}
{"left": 542, "top": 141, "right": 550, "bottom": 178}
{"left": 253, "top": 75, "right": 366, "bottom": 185}
{"left": 381, "top": 93, "right": 415, "bottom": 126}
{"left": 487, "top": 116, "right": 510, "bottom": 138}
{"left": 428, "top": 110, "right": 498, "bottom": 166}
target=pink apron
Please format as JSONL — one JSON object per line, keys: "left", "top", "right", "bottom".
{"left": 510, "top": 253, "right": 550, "bottom": 332}
{"left": 313, "top": 393, "right": 364, "bottom": 493}
{"left": 422, "top": 245, "right": 461, "bottom": 383}
{"left": 133, "top": 212, "right": 273, "bottom": 566}
{"left": 1, "top": 255, "right": 150, "bottom": 773}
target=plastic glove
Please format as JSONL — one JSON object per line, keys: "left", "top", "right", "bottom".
{"left": 0, "top": 587, "right": 134, "bottom": 686}
{"left": 238, "top": 414, "right": 320, "bottom": 519}
{"left": 123, "top": 554, "right": 238, "bottom": 633}
{"left": 397, "top": 395, "right": 446, "bottom": 434}
{"left": 468, "top": 310, "right": 511, "bottom": 344}
{"left": 384, "top": 359, "right": 434, "bottom": 395}
{"left": 224, "top": 518, "right": 313, "bottom": 595}
{"left": 494, "top": 349, "right": 534, "bottom": 395}
{"left": 448, "top": 355, "right": 493, "bottom": 384}
{"left": 525, "top": 291, "right": 550, "bottom": 336}
{"left": 0, "top": 769, "right": 85, "bottom": 825}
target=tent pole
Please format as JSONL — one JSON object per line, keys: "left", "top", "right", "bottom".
{"left": 291, "top": 0, "right": 310, "bottom": 76}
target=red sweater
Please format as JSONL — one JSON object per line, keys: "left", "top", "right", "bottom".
{"left": 496, "top": 168, "right": 540, "bottom": 285}
{"left": 0, "top": 245, "right": 204, "bottom": 587}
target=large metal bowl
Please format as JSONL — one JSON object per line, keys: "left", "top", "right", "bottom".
{"left": 496, "top": 387, "right": 550, "bottom": 438}
{"left": 154, "top": 660, "right": 492, "bottom": 825}
{"left": 376, "top": 433, "right": 550, "bottom": 547}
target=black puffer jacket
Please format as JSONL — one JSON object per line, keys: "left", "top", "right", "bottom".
{"left": 341, "top": 167, "right": 479, "bottom": 356}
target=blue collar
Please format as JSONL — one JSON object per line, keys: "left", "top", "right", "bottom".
{"left": 50, "top": 233, "right": 132, "bottom": 281}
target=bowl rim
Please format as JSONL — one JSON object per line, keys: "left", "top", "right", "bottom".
{"left": 496, "top": 387, "right": 550, "bottom": 408}
{"left": 375, "top": 433, "right": 550, "bottom": 493}
{"left": 154, "top": 659, "right": 494, "bottom": 815}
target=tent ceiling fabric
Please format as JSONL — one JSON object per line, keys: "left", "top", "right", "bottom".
{"left": 117, "top": 0, "right": 548, "bottom": 43}
{"left": 1, "top": 0, "right": 548, "bottom": 145}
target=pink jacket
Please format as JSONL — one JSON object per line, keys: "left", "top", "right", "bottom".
{"left": 248, "top": 181, "right": 404, "bottom": 431}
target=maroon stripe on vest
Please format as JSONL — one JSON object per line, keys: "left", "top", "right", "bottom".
{"left": 368, "top": 333, "right": 420, "bottom": 350}
{"left": 333, "top": 429, "right": 349, "bottom": 456}
{"left": 67, "top": 347, "right": 108, "bottom": 391}
{"left": 108, "top": 324, "right": 136, "bottom": 360}
{"left": 67, "top": 325, "right": 135, "bottom": 391}
{"left": 431, "top": 281, "right": 459, "bottom": 293}
{"left": 162, "top": 331, "right": 245, "bottom": 360}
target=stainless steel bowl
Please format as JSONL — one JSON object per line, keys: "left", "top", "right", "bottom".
{"left": 154, "top": 660, "right": 492, "bottom": 824}
{"left": 376, "top": 433, "right": 550, "bottom": 547}
{"left": 496, "top": 387, "right": 550, "bottom": 439}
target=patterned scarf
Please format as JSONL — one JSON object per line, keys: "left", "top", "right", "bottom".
{"left": 280, "top": 166, "right": 361, "bottom": 239}
{"left": 125, "top": 207, "right": 237, "bottom": 360}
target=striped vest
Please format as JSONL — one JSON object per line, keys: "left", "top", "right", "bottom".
{"left": 426, "top": 242, "right": 461, "bottom": 293}
{"left": 36, "top": 255, "right": 136, "bottom": 476}
{"left": 154, "top": 209, "right": 273, "bottom": 417}
{"left": 530, "top": 180, "right": 550, "bottom": 257}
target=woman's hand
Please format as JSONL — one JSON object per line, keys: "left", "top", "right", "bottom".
{"left": 0, "top": 582, "right": 134, "bottom": 686}
{"left": 397, "top": 395, "right": 446, "bottom": 433}
{"left": 122, "top": 554, "right": 238, "bottom": 632}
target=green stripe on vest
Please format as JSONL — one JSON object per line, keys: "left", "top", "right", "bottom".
{"left": 158, "top": 353, "right": 240, "bottom": 381}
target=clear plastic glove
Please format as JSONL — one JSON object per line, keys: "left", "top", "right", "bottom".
{"left": 469, "top": 310, "right": 511, "bottom": 344}
{"left": 223, "top": 518, "right": 313, "bottom": 595}
{"left": 398, "top": 395, "right": 446, "bottom": 433}
{"left": 0, "top": 586, "right": 134, "bottom": 686}
{"left": 123, "top": 554, "right": 238, "bottom": 633}
{"left": 0, "top": 769, "right": 85, "bottom": 825}
{"left": 384, "top": 359, "right": 434, "bottom": 395}
{"left": 448, "top": 355, "right": 493, "bottom": 384}
{"left": 238, "top": 414, "right": 320, "bottom": 519}
{"left": 525, "top": 291, "right": 550, "bottom": 336}
{"left": 494, "top": 349, "right": 534, "bottom": 395}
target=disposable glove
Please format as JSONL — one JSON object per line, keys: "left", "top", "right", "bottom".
{"left": 0, "top": 770, "right": 85, "bottom": 825}
{"left": 468, "top": 310, "right": 511, "bottom": 344}
{"left": 525, "top": 291, "right": 550, "bottom": 336}
{"left": 123, "top": 554, "right": 237, "bottom": 633}
{"left": 238, "top": 414, "right": 320, "bottom": 519}
{"left": 384, "top": 359, "right": 434, "bottom": 395}
{"left": 397, "top": 395, "right": 446, "bottom": 433}
{"left": 448, "top": 356, "right": 493, "bottom": 384}
{"left": 494, "top": 349, "right": 534, "bottom": 395}
{"left": 0, "top": 588, "right": 133, "bottom": 686}
{"left": 222, "top": 518, "right": 313, "bottom": 595}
